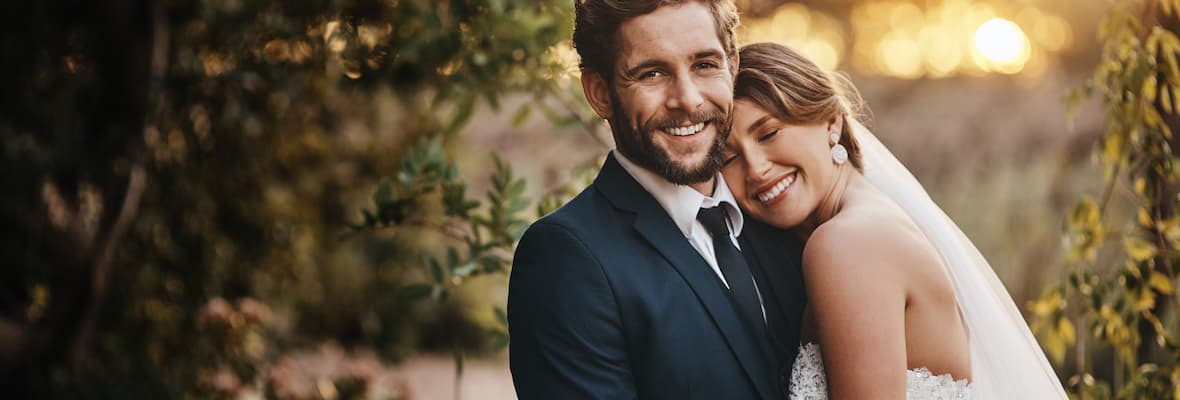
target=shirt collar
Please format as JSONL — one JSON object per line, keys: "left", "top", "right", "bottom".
{"left": 613, "top": 150, "right": 744, "bottom": 237}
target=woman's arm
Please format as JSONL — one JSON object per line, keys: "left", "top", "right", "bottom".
{"left": 802, "top": 219, "right": 909, "bottom": 400}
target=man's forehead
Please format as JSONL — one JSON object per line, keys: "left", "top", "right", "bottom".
{"left": 614, "top": 3, "right": 725, "bottom": 64}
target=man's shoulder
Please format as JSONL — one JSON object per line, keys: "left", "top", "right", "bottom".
{"left": 522, "top": 182, "right": 620, "bottom": 244}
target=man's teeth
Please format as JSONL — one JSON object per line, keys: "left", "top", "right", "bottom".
{"left": 758, "top": 174, "right": 796, "bottom": 203}
{"left": 666, "top": 122, "right": 705, "bottom": 136}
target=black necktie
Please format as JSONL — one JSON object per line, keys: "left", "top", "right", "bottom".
{"left": 697, "top": 206, "right": 767, "bottom": 335}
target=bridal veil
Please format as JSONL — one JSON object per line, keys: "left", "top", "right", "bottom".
{"left": 851, "top": 119, "right": 1068, "bottom": 399}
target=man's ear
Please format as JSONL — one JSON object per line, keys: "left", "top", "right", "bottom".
{"left": 580, "top": 70, "right": 613, "bottom": 119}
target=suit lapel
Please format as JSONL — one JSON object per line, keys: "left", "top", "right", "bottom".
{"left": 595, "top": 154, "right": 776, "bottom": 400}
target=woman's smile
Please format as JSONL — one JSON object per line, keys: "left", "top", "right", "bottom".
{"left": 754, "top": 170, "right": 797, "bottom": 205}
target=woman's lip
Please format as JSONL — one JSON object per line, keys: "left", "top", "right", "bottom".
{"left": 755, "top": 172, "right": 796, "bottom": 206}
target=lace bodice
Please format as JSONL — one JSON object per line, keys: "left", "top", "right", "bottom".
{"left": 788, "top": 342, "right": 974, "bottom": 399}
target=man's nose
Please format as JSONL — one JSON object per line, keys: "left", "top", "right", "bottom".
{"left": 665, "top": 76, "right": 705, "bottom": 111}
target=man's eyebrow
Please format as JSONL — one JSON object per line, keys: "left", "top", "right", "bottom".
{"left": 747, "top": 115, "right": 773, "bottom": 134}
{"left": 693, "top": 50, "right": 725, "bottom": 60}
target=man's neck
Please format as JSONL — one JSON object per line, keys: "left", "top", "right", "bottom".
{"left": 614, "top": 150, "right": 718, "bottom": 196}
{"left": 690, "top": 178, "right": 716, "bottom": 197}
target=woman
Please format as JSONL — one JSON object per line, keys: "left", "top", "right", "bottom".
{"left": 723, "top": 42, "right": 1067, "bottom": 399}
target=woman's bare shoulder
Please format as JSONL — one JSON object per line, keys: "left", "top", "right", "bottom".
{"left": 802, "top": 201, "right": 940, "bottom": 286}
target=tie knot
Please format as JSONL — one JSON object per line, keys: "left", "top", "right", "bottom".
{"left": 697, "top": 206, "right": 730, "bottom": 238}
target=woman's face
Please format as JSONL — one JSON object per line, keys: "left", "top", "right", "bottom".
{"left": 722, "top": 99, "right": 841, "bottom": 229}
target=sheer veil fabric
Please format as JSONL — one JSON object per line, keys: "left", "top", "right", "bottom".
{"left": 850, "top": 120, "right": 1068, "bottom": 399}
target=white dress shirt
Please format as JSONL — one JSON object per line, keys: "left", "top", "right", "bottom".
{"left": 614, "top": 150, "right": 746, "bottom": 288}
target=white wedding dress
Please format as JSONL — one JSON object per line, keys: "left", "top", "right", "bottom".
{"left": 779, "top": 121, "right": 1067, "bottom": 399}
{"left": 788, "top": 342, "right": 974, "bottom": 399}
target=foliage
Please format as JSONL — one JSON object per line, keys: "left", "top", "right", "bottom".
{"left": 0, "top": 0, "right": 597, "bottom": 398}
{"left": 1033, "top": 0, "right": 1180, "bottom": 398}
{"left": 352, "top": 136, "right": 532, "bottom": 351}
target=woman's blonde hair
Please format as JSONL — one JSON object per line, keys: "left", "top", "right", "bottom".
{"left": 734, "top": 42, "right": 869, "bottom": 171}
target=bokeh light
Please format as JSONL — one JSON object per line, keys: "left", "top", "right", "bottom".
{"left": 739, "top": 3, "right": 846, "bottom": 70}
{"left": 878, "top": 31, "right": 924, "bottom": 79}
{"left": 745, "top": 0, "right": 1073, "bottom": 79}
{"left": 974, "top": 18, "right": 1032, "bottom": 74}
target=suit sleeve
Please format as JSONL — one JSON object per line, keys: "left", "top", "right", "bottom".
{"left": 507, "top": 221, "right": 636, "bottom": 399}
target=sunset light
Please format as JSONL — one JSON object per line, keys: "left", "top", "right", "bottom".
{"left": 973, "top": 18, "right": 1031, "bottom": 74}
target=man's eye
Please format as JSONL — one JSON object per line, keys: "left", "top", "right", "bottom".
{"left": 640, "top": 70, "right": 663, "bottom": 80}
{"left": 758, "top": 130, "right": 779, "bottom": 142}
{"left": 696, "top": 62, "right": 718, "bottom": 69}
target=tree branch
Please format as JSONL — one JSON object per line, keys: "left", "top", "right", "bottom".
{"left": 70, "top": 165, "right": 146, "bottom": 367}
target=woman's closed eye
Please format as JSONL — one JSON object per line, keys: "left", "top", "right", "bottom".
{"left": 758, "top": 129, "right": 779, "bottom": 142}
{"left": 722, "top": 150, "right": 739, "bottom": 166}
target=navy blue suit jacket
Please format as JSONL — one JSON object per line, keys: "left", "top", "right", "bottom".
{"left": 508, "top": 154, "right": 806, "bottom": 399}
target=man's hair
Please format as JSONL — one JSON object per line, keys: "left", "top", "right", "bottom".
{"left": 573, "top": 0, "right": 739, "bottom": 82}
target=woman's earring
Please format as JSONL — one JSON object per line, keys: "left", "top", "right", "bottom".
{"left": 830, "top": 133, "right": 848, "bottom": 165}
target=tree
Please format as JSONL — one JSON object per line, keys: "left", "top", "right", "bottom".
{"left": 1032, "top": 0, "right": 1180, "bottom": 398}
{"left": 0, "top": 0, "right": 594, "bottom": 397}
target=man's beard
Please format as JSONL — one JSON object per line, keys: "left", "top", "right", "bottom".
{"left": 608, "top": 90, "right": 731, "bottom": 186}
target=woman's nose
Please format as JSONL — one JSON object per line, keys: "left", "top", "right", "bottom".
{"left": 743, "top": 148, "right": 772, "bottom": 183}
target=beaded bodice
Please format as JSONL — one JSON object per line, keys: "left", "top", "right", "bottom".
{"left": 788, "top": 342, "right": 974, "bottom": 399}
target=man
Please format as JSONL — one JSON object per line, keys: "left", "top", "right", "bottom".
{"left": 508, "top": 1, "right": 806, "bottom": 398}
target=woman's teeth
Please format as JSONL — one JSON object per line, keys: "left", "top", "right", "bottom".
{"left": 666, "top": 122, "right": 705, "bottom": 136}
{"left": 758, "top": 173, "right": 796, "bottom": 203}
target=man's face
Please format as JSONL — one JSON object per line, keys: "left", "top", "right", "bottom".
{"left": 607, "top": 2, "right": 736, "bottom": 189}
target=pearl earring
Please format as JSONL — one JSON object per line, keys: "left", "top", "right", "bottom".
{"left": 830, "top": 132, "right": 848, "bottom": 165}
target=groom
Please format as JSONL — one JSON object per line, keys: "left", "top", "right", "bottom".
{"left": 508, "top": 0, "right": 806, "bottom": 398}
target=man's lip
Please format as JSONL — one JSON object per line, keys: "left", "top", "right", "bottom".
{"left": 657, "top": 120, "right": 711, "bottom": 137}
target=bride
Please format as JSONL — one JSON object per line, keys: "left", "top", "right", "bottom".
{"left": 722, "top": 42, "right": 1067, "bottom": 399}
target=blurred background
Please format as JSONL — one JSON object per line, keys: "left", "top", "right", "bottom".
{"left": 0, "top": 0, "right": 1132, "bottom": 398}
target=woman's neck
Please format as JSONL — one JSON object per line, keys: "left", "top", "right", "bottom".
{"left": 794, "top": 164, "right": 859, "bottom": 239}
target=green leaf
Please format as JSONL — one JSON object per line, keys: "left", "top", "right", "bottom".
{"left": 453, "top": 261, "right": 478, "bottom": 277}
{"left": 1162, "top": 84, "right": 1174, "bottom": 114}
{"left": 1145, "top": 105, "right": 1165, "bottom": 130}
{"left": 446, "top": 98, "right": 476, "bottom": 134}
{"left": 1144, "top": 74, "right": 1159, "bottom": 103}
{"left": 1149, "top": 271, "right": 1175, "bottom": 294}
{"left": 487, "top": 329, "right": 510, "bottom": 350}
{"left": 374, "top": 180, "right": 394, "bottom": 204}
{"left": 479, "top": 254, "right": 504, "bottom": 272}
{"left": 508, "top": 178, "right": 526, "bottom": 198}
{"left": 446, "top": 247, "right": 460, "bottom": 268}
{"left": 494, "top": 307, "right": 508, "bottom": 326}
{"left": 1059, "top": 317, "right": 1077, "bottom": 345}
{"left": 484, "top": 90, "right": 501, "bottom": 111}
{"left": 398, "top": 284, "right": 433, "bottom": 300}
{"left": 1043, "top": 329, "right": 1067, "bottom": 364}
{"left": 508, "top": 198, "right": 529, "bottom": 214}
{"left": 431, "top": 286, "right": 449, "bottom": 302}
{"left": 511, "top": 104, "right": 532, "bottom": 127}
{"left": 429, "top": 257, "right": 445, "bottom": 283}
{"left": 1125, "top": 237, "right": 1158, "bottom": 261}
